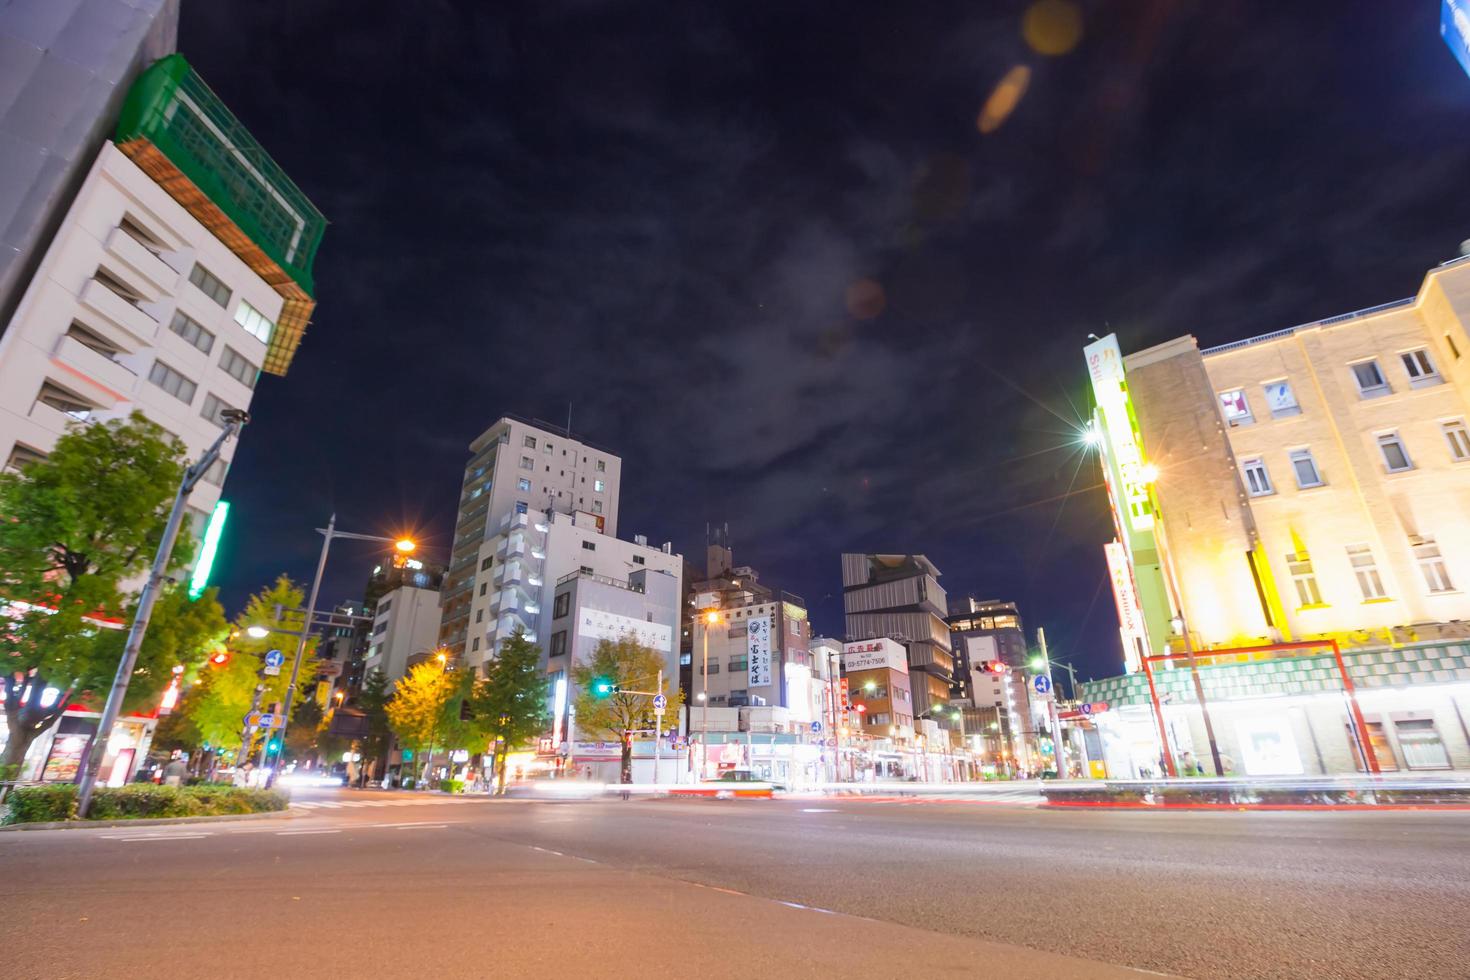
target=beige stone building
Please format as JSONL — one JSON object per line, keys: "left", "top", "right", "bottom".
{"left": 1120, "top": 253, "right": 1470, "bottom": 651}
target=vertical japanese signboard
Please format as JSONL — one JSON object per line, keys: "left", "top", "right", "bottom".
{"left": 1084, "top": 334, "right": 1153, "bottom": 534}
{"left": 1445, "top": 0, "right": 1470, "bottom": 80}
{"left": 1105, "top": 540, "right": 1148, "bottom": 674}
{"left": 747, "top": 615, "right": 772, "bottom": 688}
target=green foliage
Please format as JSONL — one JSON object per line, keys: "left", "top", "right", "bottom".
{"left": 385, "top": 658, "right": 463, "bottom": 778}
{"left": 475, "top": 628, "right": 550, "bottom": 793}
{"left": 179, "top": 576, "right": 317, "bottom": 754}
{"left": 0, "top": 413, "right": 227, "bottom": 769}
{"left": 3, "top": 784, "right": 78, "bottom": 823}
{"left": 440, "top": 778, "right": 465, "bottom": 795}
{"left": 357, "top": 669, "right": 392, "bottom": 770}
{"left": 2, "top": 784, "right": 288, "bottom": 823}
{"left": 571, "top": 636, "right": 681, "bottom": 783}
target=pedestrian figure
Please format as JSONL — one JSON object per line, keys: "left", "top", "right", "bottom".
{"left": 162, "top": 755, "right": 187, "bottom": 787}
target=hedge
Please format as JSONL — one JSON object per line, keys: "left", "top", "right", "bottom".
{"left": 2, "top": 784, "right": 289, "bottom": 824}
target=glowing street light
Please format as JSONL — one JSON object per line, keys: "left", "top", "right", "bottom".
{"left": 395, "top": 538, "right": 416, "bottom": 554}
{"left": 246, "top": 625, "right": 270, "bottom": 639}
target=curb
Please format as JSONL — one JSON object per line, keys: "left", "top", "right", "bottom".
{"left": 0, "top": 808, "right": 295, "bottom": 832}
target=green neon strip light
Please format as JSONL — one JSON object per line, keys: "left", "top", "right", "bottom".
{"left": 188, "top": 500, "right": 230, "bottom": 600}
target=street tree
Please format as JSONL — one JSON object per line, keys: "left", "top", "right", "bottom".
{"left": 0, "top": 414, "right": 227, "bottom": 772}
{"left": 473, "top": 628, "right": 550, "bottom": 793}
{"left": 178, "top": 576, "right": 317, "bottom": 759}
{"left": 356, "top": 668, "right": 393, "bottom": 779}
{"left": 571, "top": 637, "right": 681, "bottom": 784}
{"left": 384, "top": 658, "right": 460, "bottom": 782}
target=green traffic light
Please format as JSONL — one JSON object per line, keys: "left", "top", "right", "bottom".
{"left": 592, "top": 677, "right": 615, "bottom": 698}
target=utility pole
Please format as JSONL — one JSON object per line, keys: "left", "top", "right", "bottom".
{"left": 76, "top": 411, "right": 248, "bottom": 817}
{"left": 1039, "top": 629, "right": 1067, "bottom": 778}
{"left": 653, "top": 668, "right": 663, "bottom": 784}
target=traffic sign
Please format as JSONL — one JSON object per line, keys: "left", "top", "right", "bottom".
{"left": 1033, "top": 675, "right": 1052, "bottom": 696}
{"left": 810, "top": 720, "right": 823, "bottom": 733}
{"left": 263, "top": 649, "right": 284, "bottom": 676}
{"left": 1080, "top": 702, "right": 1093, "bottom": 716}
{"left": 652, "top": 693, "right": 667, "bottom": 710}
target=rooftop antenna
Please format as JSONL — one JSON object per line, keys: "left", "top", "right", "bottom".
{"left": 566, "top": 401, "right": 573, "bottom": 437}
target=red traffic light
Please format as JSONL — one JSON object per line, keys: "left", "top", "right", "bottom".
{"left": 855, "top": 704, "right": 867, "bottom": 713}
{"left": 208, "top": 651, "right": 230, "bottom": 667}
{"left": 984, "top": 661, "right": 1009, "bottom": 674}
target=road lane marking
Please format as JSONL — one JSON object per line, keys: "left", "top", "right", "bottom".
{"left": 393, "top": 823, "right": 447, "bottom": 830}
{"left": 277, "top": 829, "right": 341, "bottom": 836}
{"left": 112, "top": 834, "right": 211, "bottom": 841}
{"left": 801, "top": 808, "right": 838, "bottom": 813}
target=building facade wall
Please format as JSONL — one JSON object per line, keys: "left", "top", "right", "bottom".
{"left": 363, "top": 585, "right": 442, "bottom": 685}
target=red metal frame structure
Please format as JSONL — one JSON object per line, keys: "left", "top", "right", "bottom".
{"left": 1141, "top": 639, "right": 1380, "bottom": 778}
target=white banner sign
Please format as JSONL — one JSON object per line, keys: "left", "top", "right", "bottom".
{"left": 842, "top": 638, "right": 908, "bottom": 674}
{"left": 577, "top": 608, "right": 672, "bottom": 653}
{"left": 1104, "top": 539, "right": 1148, "bottom": 673}
{"left": 747, "top": 615, "right": 773, "bottom": 688}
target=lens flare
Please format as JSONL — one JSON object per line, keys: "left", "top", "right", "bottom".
{"left": 977, "top": 65, "right": 1031, "bottom": 134}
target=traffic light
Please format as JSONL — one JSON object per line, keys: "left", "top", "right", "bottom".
{"left": 591, "top": 677, "right": 617, "bottom": 699}
{"left": 208, "top": 650, "right": 230, "bottom": 667}
{"left": 982, "top": 660, "right": 1008, "bottom": 674}
{"left": 459, "top": 698, "right": 474, "bottom": 722}
{"left": 267, "top": 737, "right": 281, "bottom": 754}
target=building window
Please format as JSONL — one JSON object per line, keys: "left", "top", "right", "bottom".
{"left": 523, "top": 435, "right": 536, "bottom": 449}
{"left": 36, "top": 380, "right": 96, "bottom": 420}
{"left": 680, "top": 652, "right": 692, "bottom": 666}
{"left": 1346, "top": 545, "right": 1387, "bottom": 600}
{"left": 475, "top": 609, "right": 483, "bottom": 623}
{"left": 168, "top": 311, "right": 215, "bottom": 353}
{"left": 550, "top": 630, "right": 567, "bottom": 657}
{"left": 593, "top": 500, "right": 603, "bottom": 514}
{"left": 189, "top": 263, "right": 230, "bottom": 307}
{"left": 1218, "top": 389, "right": 1252, "bottom": 425}
{"left": 515, "top": 501, "right": 528, "bottom": 514}
{"left": 517, "top": 477, "right": 531, "bottom": 491}
{"left": 519, "top": 456, "right": 534, "bottom": 470}
{"left": 632, "top": 555, "right": 644, "bottom": 565}
{"left": 233, "top": 301, "right": 274, "bottom": 344}
{"left": 481, "top": 556, "right": 493, "bottom": 570}
{"left": 200, "top": 457, "right": 227, "bottom": 487}
{"left": 728, "top": 657, "right": 748, "bottom": 671}
{"left": 1413, "top": 536, "right": 1454, "bottom": 593}
{"left": 869, "top": 712, "right": 892, "bottom": 726}
{"left": 544, "top": 442, "right": 553, "bottom": 454}
{"left": 200, "top": 392, "right": 237, "bottom": 427}
{"left": 594, "top": 479, "right": 605, "bottom": 492}
{"left": 1286, "top": 551, "right": 1323, "bottom": 606}
{"left": 148, "top": 360, "right": 197, "bottom": 404}
{"left": 1289, "top": 449, "right": 1324, "bottom": 488}
{"left": 596, "top": 459, "right": 606, "bottom": 472}
{"left": 553, "top": 593, "right": 570, "bottom": 618}
{"left": 1400, "top": 348, "right": 1440, "bottom": 387}
{"left": 1241, "top": 458, "right": 1273, "bottom": 496}
{"left": 1350, "top": 360, "right": 1390, "bottom": 398}
{"left": 479, "top": 583, "right": 487, "bottom": 596}
{"left": 580, "top": 565, "right": 593, "bottom": 575}
{"left": 1394, "top": 718, "right": 1450, "bottom": 769}
{"left": 1263, "top": 381, "right": 1300, "bottom": 418}
{"left": 1376, "top": 433, "right": 1414, "bottom": 473}
{"left": 218, "top": 346, "right": 258, "bottom": 389}
{"left": 582, "top": 541, "right": 596, "bottom": 551}
{"left": 472, "top": 637, "right": 480, "bottom": 652}
{"left": 1442, "top": 420, "right": 1470, "bottom": 462}
{"left": 701, "top": 662, "right": 720, "bottom": 675}
{"left": 1349, "top": 722, "right": 1398, "bottom": 771}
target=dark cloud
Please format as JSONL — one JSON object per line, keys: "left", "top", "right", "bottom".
{"left": 183, "top": 1, "right": 1470, "bottom": 681}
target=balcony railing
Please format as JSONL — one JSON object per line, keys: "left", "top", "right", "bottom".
{"left": 79, "top": 279, "right": 158, "bottom": 344}
{"left": 51, "top": 335, "right": 135, "bottom": 399}
{"left": 104, "top": 226, "right": 180, "bottom": 296}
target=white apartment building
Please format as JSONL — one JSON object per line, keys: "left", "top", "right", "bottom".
{"left": 0, "top": 54, "right": 324, "bottom": 553}
{"left": 363, "top": 585, "right": 444, "bottom": 686}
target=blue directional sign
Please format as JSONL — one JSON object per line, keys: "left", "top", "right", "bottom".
{"left": 264, "top": 649, "right": 285, "bottom": 668}
{"left": 1445, "top": 0, "right": 1470, "bottom": 81}
{"left": 1033, "top": 675, "right": 1053, "bottom": 696}
{"left": 652, "top": 694, "right": 668, "bottom": 711}
{"left": 810, "top": 720, "right": 823, "bottom": 733}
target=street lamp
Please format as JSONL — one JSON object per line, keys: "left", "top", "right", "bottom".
{"left": 246, "top": 625, "right": 270, "bottom": 639}
{"left": 76, "top": 409, "right": 249, "bottom": 817}
{"left": 267, "top": 515, "right": 417, "bottom": 788}
{"left": 698, "top": 609, "right": 724, "bottom": 778}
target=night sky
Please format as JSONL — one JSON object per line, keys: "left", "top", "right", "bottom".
{"left": 181, "top": 2, "right": 1470, "bottom": 682}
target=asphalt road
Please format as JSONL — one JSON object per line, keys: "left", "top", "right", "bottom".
{"left": 2, "top": 789, "right": 1466, "bottom": 979}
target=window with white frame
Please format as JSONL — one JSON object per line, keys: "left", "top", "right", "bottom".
{"left": 1346, "top": 545, "right": 1387, "bottom": 600}
{"left": 519, "top": 456, "right": 533, "bottom": 470}
{"left": 233, "top": 300, "right": 274, "bottom": 344}
{"left": 523, "top": 435, "right": 536, "bottom": 449}
{"left": 594, "top": 479, "right": 605, "bottom": 492}
{"left": 200, "top": 457, "right": 227, "bottom": 486}
{"left": 168, "top": 311, "right": 215, "bottom": 354}
{"left": 1263, "top": 380, "right": 1300, "bottom": 418}
{"left": 1442, "top": 420, "right": 1470, "bottom": 462}
{"left": 1289, "top": 449, "right": 1324, "bottom": 488}
{"left": 1400, "top": 348, "right": 1440, "bottom": 387}
{"left": 517, "top": 477, "right": 531, "bottom": 491}
{"left": 148, "top": 360, "right": 196, "bottom": 404}
{"left": 218, "top": 346, "right": 258, "bottom": 390}
{"left": 1394, "top": 718, "right": 1451, "bottom": 769}
{"left": 1241, "top": 458, "right": 1273, "bottom": 496}
{"left": 1412, "top": 536, "right": 1454, "bottom": 593}
{"left": 596, "top": 459, "right": 606, "bottom": 472}
{"left": 35, "top": 380, "right": 96, "bottom": 420}
{"left": 200, "top": 392, "right": 237, "bottom": 427}
{"left": 188, "top": 263, "right": 230, "bottom": 307}
{"left": 1350, "top": 360, "right": 1390, "bottom": 398}
{"left": 1376, "top": 432, "right": 1413, "bottom": 473}
{"left": 1219, "top": 389, "right": 1253, "bottom": 425}
{"left": 1286, "top": 551, "right": 1323, "bottom": 606}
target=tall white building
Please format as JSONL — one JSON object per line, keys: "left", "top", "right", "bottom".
{"left": 363, "top": 585, "right": 443, "bottom": 686}
{"left": 0, "top": 54, "right": 325, "bottom": 550}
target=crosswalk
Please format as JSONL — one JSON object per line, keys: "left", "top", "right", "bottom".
{"left": 290, "top": 795, "right": 498, "bottom": 811}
